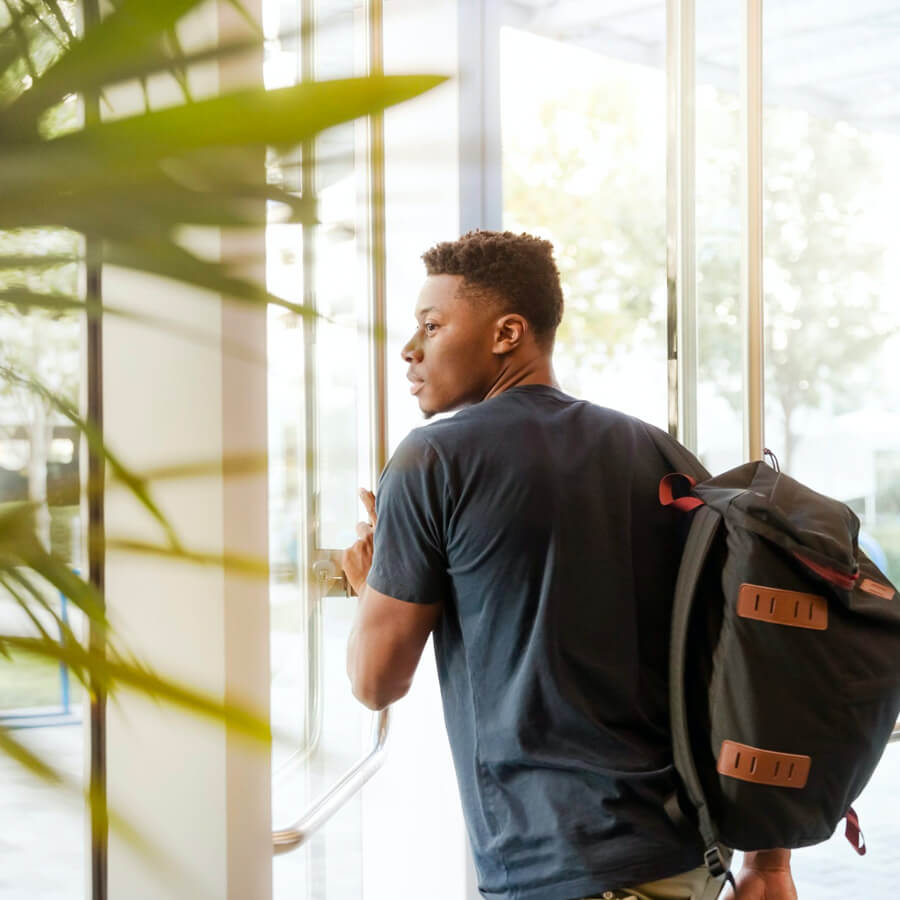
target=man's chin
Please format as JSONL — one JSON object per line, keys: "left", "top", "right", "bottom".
{"left": 419, "top": 395, "right": 464, "bottom": 420}
{"left": 417, "top": 393, "right": 442, "bottom": 420}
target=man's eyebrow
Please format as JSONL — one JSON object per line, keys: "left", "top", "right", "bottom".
{"left": 415, "top": 306, "right": 437, "bottom": 319}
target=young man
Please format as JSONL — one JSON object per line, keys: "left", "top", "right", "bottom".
{"left": 342, "top": 231, "right": 797, "bottom": 900}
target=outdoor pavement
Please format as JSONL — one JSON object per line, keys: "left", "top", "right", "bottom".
{"left": 0, "top": 723, "right": 85, "bottom": 900}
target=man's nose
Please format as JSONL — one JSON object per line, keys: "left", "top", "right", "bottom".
{"left": 401, "top": 335, "right": 422, "bottom": 363}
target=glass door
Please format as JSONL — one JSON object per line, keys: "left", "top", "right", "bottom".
{"left": 497, "top": 2, "right": 900, "bottom": 893}
{"left": 266, "top": 1, "right": 375, "bottom": 896}
{"left": 0, "top": 281, "right": 86, "bottom": 899}
{"left": 500, "top": 4, "right": 670, "bottom": 428}
{"left": 757, "top": 5, "right": 900, "bottom": 893}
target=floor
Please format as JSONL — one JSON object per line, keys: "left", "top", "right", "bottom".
{"left": 1, "top": 580, "right": 897, "bottom": 899}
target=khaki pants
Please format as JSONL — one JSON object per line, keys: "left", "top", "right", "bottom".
{"left": 585, "top": 865, "right": 726, "bottom": 900}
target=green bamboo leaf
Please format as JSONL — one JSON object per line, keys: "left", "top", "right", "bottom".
{"left": 0, "top": 367, "right": 182, "bottom": 552}
{"left": 0, "top": 176, "right": 316, "bottom": 232}
{"left": 14, "top": 0, "right": 67, "bottom": 55}
{"left": 25, "top": 450, "right": 271, "bottom": 516}
{"left": 162, "top": 26, "right": 192, "bottom": 104}
{"left": 107, "top": 537, "right": 269, "bottom": 579}
{"left": 2, "top": 635, "right": 270, "bottom": 741}
{"left": 0, "top": 725, "right": 64, "bottom": 785}
{"left": 0, "top": 288, "right": 104, "bottom": 316}
{"left": 139, "top": 450, "right": 267, "bottom": 483}
{"left": 5, "top": 26, "right": 279, "bottom": 113}
{"left": 102, "top": 239, "right": 319, "bottom": 321}
{"left": 0, "top": 254, "right": 77, "bottom": 269}
{"left": 0, "top": 289, "right": 272, "bottom": 367}
{"left": 2, "top": 568, "right": 89, "bottom": 651}
{"left": 0, "top": 35, "right": 22, "bottom": 83}
{"left": 0, "top": 573, "right": 67, "bottom": 651}
{"left": 37, "top": 0, "right": 76, "bottom": 43}
{"left": 0, "top": 576, "right": 90, "bottom": 695}
{"left": 1, "top": 0, "right": 37, "bottom": 82}
{"left": 2, "top": 0, "right": 206, "bottom": 125}
{"left": 0, "top": 76, "right": 447, "bottom": 195}
{"left": 0, "top": 504, "right": 107, "bottom": 622}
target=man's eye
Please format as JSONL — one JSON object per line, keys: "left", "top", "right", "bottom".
{"left": 424, "top": 322, "right": 438, "bottom": 334}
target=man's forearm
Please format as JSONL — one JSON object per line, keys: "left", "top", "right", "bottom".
{"left": 346, "top": 584, "right": 367, "bottom": 691}
{"left": 345, "top": 584, "right": 408, "bottom": 710}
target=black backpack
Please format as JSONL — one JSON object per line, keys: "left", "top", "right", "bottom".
{"left": 648, "top": 425, "right": 900, "bottom": 880}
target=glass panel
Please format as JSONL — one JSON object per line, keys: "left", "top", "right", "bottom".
{"left": 314, "top": 0, "right": 368, "bottom": 552}
{"left": 266, "top": 1, "right": 370, "bottom": 897}
{"left": 695, "top": 1, "right": 743, "bottom": 471}
{"left": 0, "top": 3, "right": 87, "bottom": 891}
{"left": 315, "top": 116, "right": 370, "bottom": 551}
{"left": 0, "top": 238, "right": 86, "bottom": 897}
{"left": 761, "top": 6, "right": 900, "bottom": 893}
{"left": 501, "top": 7, "right": 667, "bottom": 426}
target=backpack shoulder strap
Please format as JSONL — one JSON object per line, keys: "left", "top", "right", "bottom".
{"left": 639, "top": 421, "right": 732, "bottom": 875}
{"left": 642, "top": 421, "right": 712, "bottom": 483}
{"left": 670, "top": 504, "right": 723, "bottom": 857}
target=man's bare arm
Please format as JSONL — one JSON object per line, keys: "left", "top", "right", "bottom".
{"left": 346, "top": 584, "right": 442, "bottom": 710}
{"left": 721, "top": 849, "right": 797, "bottom": 900}
{"left": 342, "top": 487, "right": 442, "bottom": 710}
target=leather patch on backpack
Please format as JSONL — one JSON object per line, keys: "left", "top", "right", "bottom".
{"left": 717, "top": 740, "right": 811, "bottom": 789}
{"left": 859, "top": 578, "right": 896, "bottom": 601}
{"left": 737, "top": 583, "right": 828, "bottom": 630}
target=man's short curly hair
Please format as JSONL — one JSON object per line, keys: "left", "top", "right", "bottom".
{"left": 421, "top": 230, "right": 564, "bottom": 349}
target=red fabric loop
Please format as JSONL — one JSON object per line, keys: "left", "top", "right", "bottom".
{"left": 793, "top": 552, "right": 860, "bottom": 590}
{"left": 845, "top": 807, "right": 866, "bottom": 856}
{"left": 659, "top": 473, "right": 704, "bottom": 511}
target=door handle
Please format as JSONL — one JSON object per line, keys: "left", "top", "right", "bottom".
{"left": 278, "top": 552, "right": 349, "bottom": 770}
{"left": 272, "top": 706, "right": 390, "bottom": 854}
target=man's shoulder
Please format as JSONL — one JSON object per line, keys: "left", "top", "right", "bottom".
{"left": 404, "top": 391, "right": 659, "bottom": 478}
{"left": 420, "top": 388, "right": 648, "bottom": 441}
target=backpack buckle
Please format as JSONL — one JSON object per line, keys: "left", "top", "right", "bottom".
{"left": 704, "top": 846, "right": 727, "bottom": 877}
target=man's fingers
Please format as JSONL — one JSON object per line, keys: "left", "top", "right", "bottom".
{"left": 359, "top": 488, "right": 377, "bottom": 526}
{"left": 356, "top": 521, "right": 373, "bottom": 540}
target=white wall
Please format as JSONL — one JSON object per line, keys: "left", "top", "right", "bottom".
{"left": 101, "top": 3, "right": 271, "bottom": 898}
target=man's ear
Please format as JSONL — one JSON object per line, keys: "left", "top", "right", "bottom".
{"left": 492, "top": 314, "right": 528, "bottom": 355}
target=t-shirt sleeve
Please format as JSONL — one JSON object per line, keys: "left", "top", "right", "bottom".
{"left": 366, "top": 429, "right": 450, "bottom": 605}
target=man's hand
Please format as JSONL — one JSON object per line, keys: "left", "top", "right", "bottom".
{"left": 341, "top": 488, "right": 377, "bottom": 595}
{"left": 721, "top": 850, "right": 798, "bottom": 900}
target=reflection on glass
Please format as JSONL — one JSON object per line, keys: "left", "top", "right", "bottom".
{"left": 501, "top": 21, "right": 667, "bottom": 426}
{"left": 266, "top": 1, "right": 368, "bottom": 897}
{"left": 314, "top": 0, "right": 368, "bottom": 553}
{"left": 760, "top": 9, "right": 900, "bottom": 894}
{"left": 315, "top": 124, "right": 368, "bottom": 551}
{"left": 0, "top": 228, "right": 85, "bottom": 895}
{"left": 695, "top": 0, "right": 742, "bottom": 471}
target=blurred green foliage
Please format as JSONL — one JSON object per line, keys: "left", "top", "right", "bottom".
{"left": 0, "top": 0, "right": 442, "bottom": 810}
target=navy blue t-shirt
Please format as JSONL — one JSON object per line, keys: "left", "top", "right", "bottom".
{"left": 367, "top": 385, "right": 703, "bottom": 900}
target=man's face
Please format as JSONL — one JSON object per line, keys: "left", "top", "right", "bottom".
{"left": 402, "top": 274, "right": 500, "bottom": 418}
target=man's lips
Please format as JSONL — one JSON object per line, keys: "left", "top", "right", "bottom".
{"left": 407, "top": 373, "right": 425, "bottom": 395}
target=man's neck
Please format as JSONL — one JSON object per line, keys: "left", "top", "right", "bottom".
{"left": 483, "top": 356, "right": 558, "bottom": 402}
